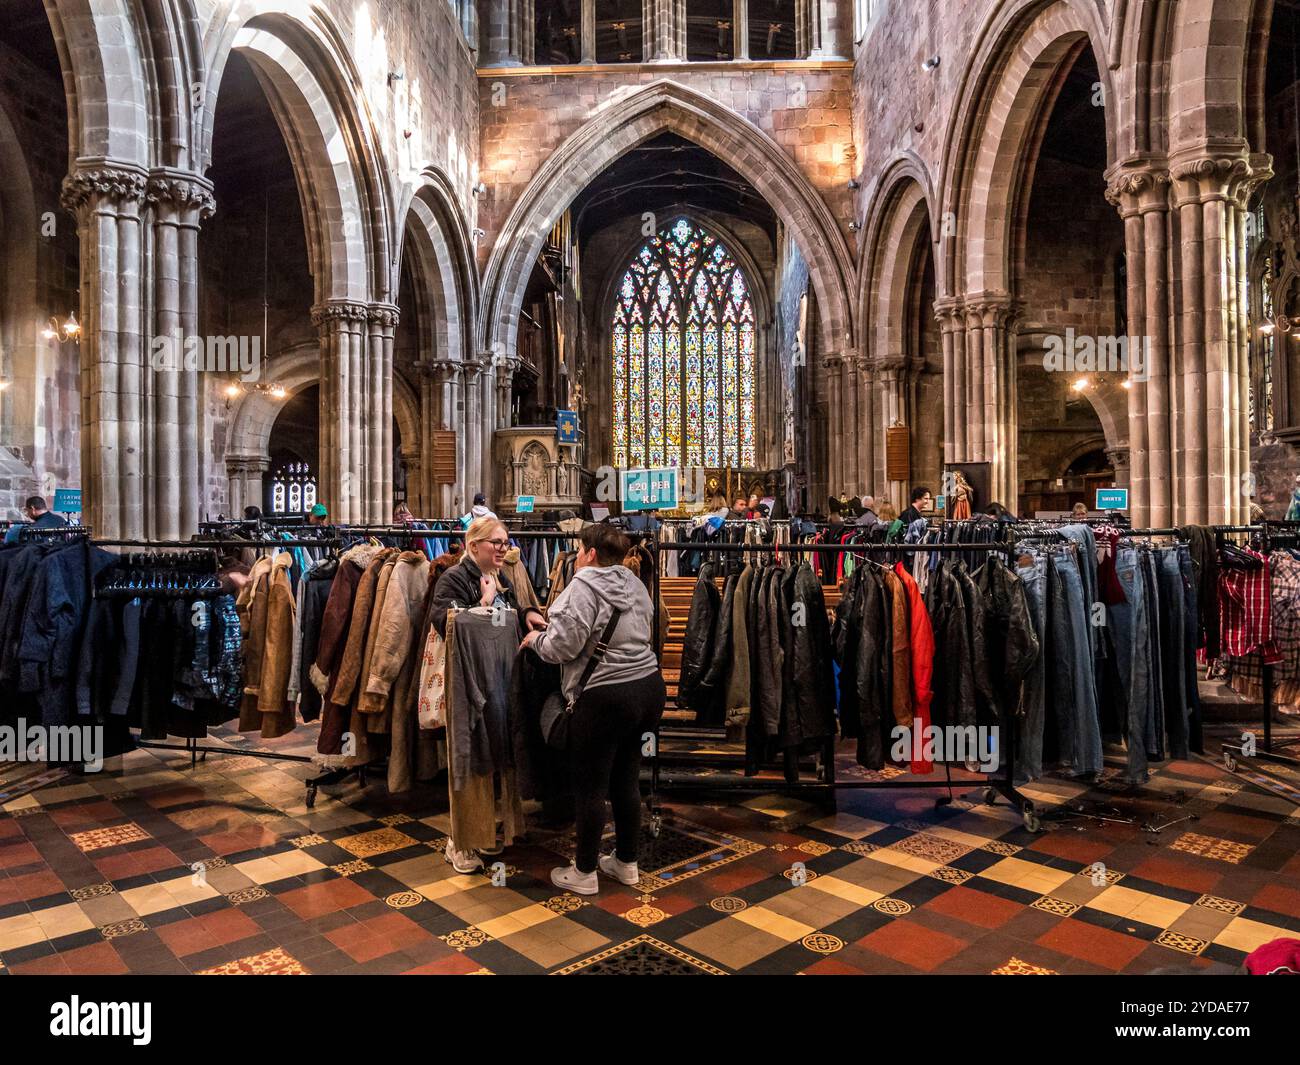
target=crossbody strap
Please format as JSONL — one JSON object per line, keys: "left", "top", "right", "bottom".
{"left": 568, "top": 607, "right": 623, "bottom": 709}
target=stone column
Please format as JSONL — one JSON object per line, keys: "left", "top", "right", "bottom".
{"left": 482, "top": 0, "right": 532, "bottom": 66}
{"left": 495, "top": 353, "right": 519, "bottom": 428}
{"left": 580, "top": 0, "right": 596, "bottom": 62}
{"left": 145, "top": 170, "right": 214, "bottom": 540}
{"left": 312, "top": 300, "right": 369, "bottom": 524}
{"left": 1105, "top": 165, "right": 1170, "bottom": 528}
{"left": 366, "top": 304, "right": 398, "bottom": 523}
{"left": 1105, "top": 445, "right": 1131, "bottom": 489}
{"left": 877, "top": 359, "right": 909, "bottom": 506}
{"left": 842, "top": 355, "right": 859, "bottom": 490}
{"left": 1170, "top": 152, "right": 1271, "bottom": 524}
{"left": 430, "top": 358, "right": 464, "bottom": 515}
{"left": 733, "top": 0, "right": 749, "bottom": 60}
{"left": 854, "top": 354, "right": 875, "bottom": 494}
{"left": 956, "top": 295, "right": 1019, "bottom": 509}
{"left": 462, "top": 358, "right": 484, "bottom": 500}
{"left": 934, "top": 298, "right": 963, "bottom": 468}
{"left": 797, "top": 0, "right": 847, "bottom": 60}
{"left": 643, "top": 0, "right": 686, "bottom": 61}
{"left": 225, "top": 454, "right": 269, "bottom": 518}
{"left": 824, "top": 354, "right": 843, "bottom": 496}
{"left": 61, "top": 162, "right": 149, "bottom": 539}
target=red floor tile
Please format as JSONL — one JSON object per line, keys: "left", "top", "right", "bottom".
{"left": 1027, "top": 832, "right": 1113, "bottom": 864}
{"left": 197, "top": 826, "right": 281, "bottom": 856}
{"left": 1249, "top": 883, "right": 1300, "bottom": 918}
{"left": 8, "top": 951, "right": 72, "bottom": 975}
{"left": 924, "top": 884, "right": 1024, "bottom": 929}
{"left": 0, "top": 841, "right": 41, "bottom": 870}
{"left": 326, "top": 921, "right": 397, "bottom": 964}
{"left": 56, "top": 940, "right": 131, "bottom": 975}
{"left": 278, "top": 879, "right": 374, "bottom": 920}
{"left": 360, "top": 912, "right": 435, "bottom": 950}
{"left": 856, "top": 918, "right": 968, "bottom": 972}
{"left": 1036, "top": 917, "right": 1149, "bottom": 970}
{"left": 93, "top": 845, "right": 182, "bottom": 880}
{"left": 802, "top": 956, "right": 869, "bottom": 975}
{"left": 0, "top": 868, "right": 67, "bottom": 906}
{"left": 402, "top": 953, "right": 485, "bottom": 975}
{"left": 1130, "top": 855, "right": 1222, "bottom": 894}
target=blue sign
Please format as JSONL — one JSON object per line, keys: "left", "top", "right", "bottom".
{"left": 516, "top": 496, "right": 535, "bottom": 514}
{"left": 53, "top": 489, "right": 81, "bottom": 513}
{"left": 1096, "top": 488, "right": 1129, "bottom": 511}
{"left": 934, "top": 495, "right": 946, "bottom": 513}
{"left": 621, "top": 468, "right": 678, "bottom": 512}
{"left": 556, "top": 410, "right": 579, "bottom": 444}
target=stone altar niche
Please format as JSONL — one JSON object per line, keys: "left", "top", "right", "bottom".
{"left": 494, "top": 427, "right": 584, "bottom": 514}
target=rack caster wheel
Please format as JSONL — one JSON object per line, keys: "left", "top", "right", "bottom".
{"left": 648, "top": 815, "right": 662, "bottom": 839}
{"left": 305, "top": 785, "right": 317, "bottom": 810}
{"left": 1022, "top": 804, "right": 1041, "bottom": 833}
{"left": 1223, "top": 752, "right": 1238, "bottom": 772}
{"left": 984, "top": 787, "right": 999, "bottom": 806}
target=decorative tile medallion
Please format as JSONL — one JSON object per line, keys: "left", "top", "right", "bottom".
{"left": 290, "top": 834, "right": 327, "bottom": 848}
{"left": 992, "top": 957, "right": 1059, "bottom": 975}
{"left": 623, "top": 904, "right": 668, "bottom": 927}
{"left": 552, "top": 935, "right": 726, "bottom": 976}
{"left": 331, "top": 860, "right": 374, "bottom": 877}
{"left": 1170, "top": 832, "right": 1254, "bottom": 864}
{"left": 841, "top": 841, "right": 879, "bottom": 856}
{"left": 709, "top": 896, "right": 748, "bottom": 913}
{"left": 385, "top": 891, "right": 423, "bottom": 909}
{"left": 929, "top": 865, "right": 974, "bottom": 884}
{"left": 69, "top": 823, "right": 150, "bottom": 852}
{"left": 197, "top": 946, "right": 309, "bottom": 975}
{"left": 1032, "top": 895, "right": 1079, "bottom": 917}
{"left": 982, "top": 840, "right": 1022, "bottom": 856}
{"left": 1194, "top": 894, "right": 1245, "bottom": 916}
{"left": 796, "top": 840, "right": 833, "bottom": 857}
{"left": 872, "top": 897, "right": 912, "bottom": 916}
{"left": 1156, "top": 930, "right": 1209, "bottom": 956}
{"left": 226, "top": 886, "right": 269, "bottom": 905}
{"left": 335, "top": 827, "right": 418, "bottom": 858}
{"left": 543, "top": 895, "right": 587, "bottom": 914}
{"left": 379, "top": 814, "right": 414, "bottom": 826}
{"left": 890, "top": 833, "right": 970, "bottom": 865}
{"left": 100, "top": 919, "right": 148, "bottom": 939}
{"left": 801, "top": 932, "right": 844, "bottom": 955}
{"left": 440, "top": 927, "right": 492, "bottom": 952}
{"left": 71, "top": 882, "right": 115, "bottom": 901}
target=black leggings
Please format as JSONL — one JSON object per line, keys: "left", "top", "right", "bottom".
{"left": 568, "top": 672, "right": 666, "bottom": 874}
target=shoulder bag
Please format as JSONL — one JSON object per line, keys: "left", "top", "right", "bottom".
{"left": 539, "top": 607, "right": 623, "bottom": 751}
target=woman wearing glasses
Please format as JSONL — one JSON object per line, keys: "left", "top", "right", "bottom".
{"left": 430, "top": 517, "right": 547, "bottom": 639}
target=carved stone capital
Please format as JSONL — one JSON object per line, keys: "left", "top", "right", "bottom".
{"left": 311, "top": 300, "right": 371, "bottom": 328}
{"left": 146, "top": 169, "right": 217, "bottom": 220}
{"left": 933, "top": 297, "right": 966, "bottom": 330}
{"left": 1170, "top": 152, "right": 1270, "bottom": 207}
{"left": 225, "top": 453, "right": 271, "bottom": 476}
{"left": 367, "top": 302, "right": 401, "bottom": 329}
{"left": 1104, "top": 162, "right": 1172, "bottom": 213}
{"left": 60, "top": 162, "right": 149, "bottom": 215}
{"left": 425, "top": 358, "right": 463, "bottom": 385}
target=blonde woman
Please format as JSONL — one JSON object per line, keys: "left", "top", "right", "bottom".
{"left": 430, "top": 516, "right": 545, "bottom": 640}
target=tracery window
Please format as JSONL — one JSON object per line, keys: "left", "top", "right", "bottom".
{"left": 611, "top": 217, "right": 756, "bottom": 468}
{"left": 270, "top": 462, "right": 317, "bottom": 514}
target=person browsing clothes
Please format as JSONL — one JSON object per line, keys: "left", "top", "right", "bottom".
{"left": 431, "top": 516, "right": 546, "bottom": 639}
{"left": 520, "top": 523, "right": 665, "bottom": 895}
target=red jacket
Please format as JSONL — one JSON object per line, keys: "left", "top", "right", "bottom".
{"left": 894, "top": 562, "right": 935, "bottom": 775}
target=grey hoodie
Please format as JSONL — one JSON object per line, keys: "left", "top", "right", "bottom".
{"left": 530, "top": 562, "right": 659, "bottom": 703}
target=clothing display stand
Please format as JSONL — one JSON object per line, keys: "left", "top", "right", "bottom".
{"left": 1222, "top": 521, "right": 1300, "bottom": 772}
{"left": 646, "top": 539, "right": 1040, "bottom": 833}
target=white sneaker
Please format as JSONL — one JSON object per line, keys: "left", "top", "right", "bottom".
{"left": 598, "top": 853, "right": 640, "bottom": 886}
{"left": 445, "top": 843, "right": 483, "bottom": 874}
{"left": 551, "top": 863, "right": 598, "bottom": 895}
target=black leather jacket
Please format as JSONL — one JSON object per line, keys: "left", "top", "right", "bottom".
{"left": 779, "top": 563, "right": 837, "bottom": 749}
{"left": 924, "top": 560, "right": 978, "bottom": 729}
{"left": 679, "top": 562, "right": 722, "bottom": 716}
{"left": 973, "top": 555, "right": 1040, "bottom": 719}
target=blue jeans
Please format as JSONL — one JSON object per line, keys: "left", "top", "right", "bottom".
{"left": 1049, "top": 551, "right": 1103, "bottom": 777}
{"left": 1179, "top": 546, "right": 1203, "bottom": 752}
{"left": 1109, "top": 547, "right": 1151, "bottom": 784}
{"left": 1156, "top": 548, "right": 1189, "bottom": 759}
{"left": 1060, "top": 524, "right": 1101, "bottom": 660}
{"left": 1014, "top": 553, "right": 1048, "bottom": 784}
{"left": 1140, "top": 550, "right": 1166, "bottom": 761}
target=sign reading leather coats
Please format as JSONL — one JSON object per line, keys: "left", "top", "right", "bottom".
{"left": 621, "top": 468, "right": 678, "bottom": 511}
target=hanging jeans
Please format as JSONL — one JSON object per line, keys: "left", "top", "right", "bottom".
{"left": 1015, "top": 553, "right": 1049, "bottom": 784}
{"left": 1179, "top": 546, "right": 1204, "bottom": 753}
{"left": 1060, "top": 524, "right": 1101, "bottom": 660}
{"left": 1140, "top": 551, "right": 1166, "bottom": 762}
{"left": 1155, "top": 548, "right": 1189, "bottom": 759}
{"left": 1109, "top": 547, "right": 1152, "bottom": 784}
{"left": 1050, "top": 550, "right": 1103, "bottom": 777}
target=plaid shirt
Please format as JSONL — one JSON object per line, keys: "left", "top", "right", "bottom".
{"left": 1219, "top": 551, "right": 1282, "bottom": 664}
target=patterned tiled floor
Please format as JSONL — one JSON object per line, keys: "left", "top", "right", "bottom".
{"left": 1, "top": 725, "right": 1298, "bottom": 975}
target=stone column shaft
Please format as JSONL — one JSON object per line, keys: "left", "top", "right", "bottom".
{"left": 313, "top": 301, "right": 370, "bottom": 524}
{"left": 733, "top": 0, "right": 749, "bottom": 60}
{"left": 580, "top": 0, "right": 596, "bottom": 62}
{"left": 62, "top": 163, "right": 150, "bottom": 539}
{"left": 643, "top": 0, "right": 686, "bottom": 61}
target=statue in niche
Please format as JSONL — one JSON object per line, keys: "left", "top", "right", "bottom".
{"left": 783, "top": 403, "right": 796, "bottom": 466}
{"left": 556, "top": 461, "right": 569, "bottom": 497}
{"left": 522, "top": 442, "right": 547, "bottom": 496}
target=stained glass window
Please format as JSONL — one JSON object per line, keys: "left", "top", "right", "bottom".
{"left": 610, "top": 218, "right": 757, "bottom": 469}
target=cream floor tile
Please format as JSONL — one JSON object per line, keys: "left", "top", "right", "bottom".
{"left": 414, "top": 874, "right": 482, "bottom": 902}
{"left": 2, "top": 794, "right": 40, "bottom": 814}
{"left": 1087, "top": 884, "right": 1153, "bottom": 919}
{"left": 31, "top": 902, "right": 95, "bottom": 939}
{"left": 477, "top": 904, "right": 558, "bottom": 941}
{"left": 807, "top": 875, "right": 885, "bottom": 908}
{"left": 806, "top": 813, "right": 888, "bottom": 839}
{"left": 870, "top": 847, "right": 943, "bottom": 875}
{"left": 0, "top": 911, "right": 45, "bottom": 952}
{"left": 980, "top": 856, "right": 1073, "bottom": 894}
{"left": 1213, "top": 916, "right": 1294, "bottom": 954}
{"left": 1127, "top": 894, "right": 1192, "bottom": 929}
{"left": 31, "top": 783, "right": 98, "bottom": 805}
{"left": 118, "top": 882, "right": 180, "bottom": 917}
{"left": 733, "top": 904, "right": 816, "bottom": 942}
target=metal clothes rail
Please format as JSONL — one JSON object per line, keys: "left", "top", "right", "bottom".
{"left": 646, "top": 538, "right": 1040, "bottom": 831}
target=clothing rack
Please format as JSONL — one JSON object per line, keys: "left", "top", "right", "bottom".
{"left": 645, "top": 539, "right": 1041, "bottom": 830}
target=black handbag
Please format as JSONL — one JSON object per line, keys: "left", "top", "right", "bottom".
{"left": 539, "top": 607, "right": 623, "bottom": 751}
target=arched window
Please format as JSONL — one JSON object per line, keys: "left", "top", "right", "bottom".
{"left": 611, "top": 217, "right": 756, "bottom": 469}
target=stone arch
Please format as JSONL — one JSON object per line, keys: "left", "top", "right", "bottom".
{"left": 135, "top": 0, "right": 207, "bottom": 170}
{"left": 396, "top": 167, "right": 479, "bottom": 365}
{"left": 859, "top": 159, "right": 937, "bottom": 361}
{"left": 939, "top": 0, "right": 1117, "bottom": 298}
{"left": 43, "top": 0, "right": 152, "bottom": 164}
{"left": 1166, "top": 0, "right": 1272, "bottom": 155}
{"left": 200, "top": 4, "right": 393, "bottom": 304}
{"left": 480, "top": 79, "right": 854, "bottom": 361}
